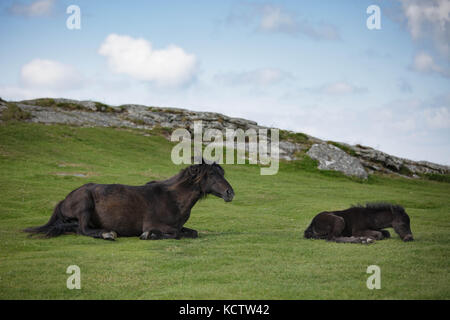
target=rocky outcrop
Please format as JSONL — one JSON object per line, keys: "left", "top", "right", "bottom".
{"left": 1, "top": 97, "right": 448, "bottom": 179}
{"left": 307, "top": 143, "right": 368, "bottom": 179}
{"left": 334, "top": 142, "right": 449, "bottom": 176}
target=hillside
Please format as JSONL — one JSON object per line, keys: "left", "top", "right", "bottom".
{"left": 0, "top": 121, "right": 449, "bottom": 299}
{"left": 1, "top": 97, "right": 448, "bottom": 181}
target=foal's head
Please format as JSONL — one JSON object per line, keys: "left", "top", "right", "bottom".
{"left": 362, "top": 202, "right": 414, "bottom": 242}
{"left": 185, "top": 161, "right": 234, "bottom": 202}
{"left": 391, "top": 205, "right": 414, "bottom": 241}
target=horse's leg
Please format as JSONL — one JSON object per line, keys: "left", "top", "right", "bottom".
{"left": 64, "top": 187, "right": 117, "bottom": 240}
{"left": 78, "top": 211, "right": 117, "bottom": 240}
{"left": 179, "top": 227, "right": 198, "bottom": 238}
{"left": 139, "top": 226, "right": 180, "bottom": 240}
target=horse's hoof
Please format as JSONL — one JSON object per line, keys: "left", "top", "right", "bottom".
{"left": 403, "top": 234, "right": 414, "bottom": 242}
{"left": 181, "top": 229, "right": 198, "bottom": 238}
{"left": 191, "top": 230, "right": 198, "bottom": 238}
{"left": 102, "top": 231, "right": 117, "bottom": 241}
{"left": 139, "top": 231, "right": 149, "bottom": 240}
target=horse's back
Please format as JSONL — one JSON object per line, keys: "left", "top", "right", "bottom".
{"left": 92, "top": 184, "right": 150, "bottom": 234}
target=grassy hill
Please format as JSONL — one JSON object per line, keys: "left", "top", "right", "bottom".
{"left": 0, "top": 122, "right": 449, "bottom": 299}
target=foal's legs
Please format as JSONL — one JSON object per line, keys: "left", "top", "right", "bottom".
{"left": 308, "top": 212, "right": 344, "bottom": 239}
{"left": 326, "top": 215, "right": 346, "bottom": 241}
{"left": 332, "top": 236, "right": 374, "bottom": 244}
{"left": 353, "top": 230, "right": 385, "bottom": 240}
{"left": 324, "top": 215, "right": 374, "bottom": 244}
{"left": 380, "top": 229, "right": 391, "bottom": 239}
{"left": 307, "top": 213, "right": 375, "bottom": 244}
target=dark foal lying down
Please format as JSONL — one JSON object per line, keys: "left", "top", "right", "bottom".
{"left": 304, "top": 203, "right": 414, "bottom": 244}
{"left": 24, "top": 160, "right": 234, "bottom": 240}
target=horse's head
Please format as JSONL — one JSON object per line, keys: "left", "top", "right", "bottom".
{"left": 188, "top": 160, "right": 234, "bottom": 202}
{"left": 393, "top": 207, "right": 414, "bottom": 241}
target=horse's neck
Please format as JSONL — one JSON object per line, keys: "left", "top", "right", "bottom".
{"left": 171, "top": 183, "right": 203, "bottom": 216}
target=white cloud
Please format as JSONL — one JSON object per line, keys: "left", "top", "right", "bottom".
{"left": 411, "top": 52, "right": 449, "bottom": 77}
{"left": 412, "top": 52, "right": 439, "bottom": 72}
{"left": 397, "top": 78, "right": 413, "bottom": 93}
{"left": 399, "top": 0, "right": 450, "bottom": 76}
{"left": 259, "top": 5, "right": 296, "bottom": 33}
{"left": 227, "top": 4, "right": 341, "bottom": 40}
{"left": 215, "top": 68, "right": 293, "bottom": 87}
{"left": 248, "top": 95, "right": 449, "bottom": 164}
{"left": 400, "top": 0, "right": 450, "bottom": 42}
{"left": 424, "top": 107, "right": 450, "bottom": 129}
{"left": 311, "top": 81, "right": 368, "bottom": 95}
{"left": 9, "top": 0, "right": 55, "bottom": 17}
{"left": 98, "top": 34, "right": 198, "bottom": 87}
{"left": 20, "top": 59, "right": 83, "bottom": 90}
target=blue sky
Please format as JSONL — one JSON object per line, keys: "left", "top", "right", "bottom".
{"left": 1, "top": 0, "right": 449, "bottom": 164}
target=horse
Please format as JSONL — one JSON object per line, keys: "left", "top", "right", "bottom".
{"left": 24, "top": 160, "right": 234, "bottom": 240}
{"left": 304, "top": 202, "right": 414, "bottom": 244}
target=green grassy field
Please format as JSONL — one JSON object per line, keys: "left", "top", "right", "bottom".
{"left": 0, "top": 122, "right": 449, "bottom": 299}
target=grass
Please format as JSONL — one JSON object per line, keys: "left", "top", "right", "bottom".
{"left": 398, "top": 164, "right": 413, "bottom": 176}
{"left": 125, "top": 117, "right": 148, "bottom": 126}
{"left": 0, "top": 123, "right": 449, "bottom": 299}
{"left": 1, "top": 103, "right": 32, "bottom": 122}
{"left": 279, "top": 129, "right": 310, "bottom": 145}
{"left": 422, "top": 173, "right": 450, "bottom": 183}
{"left": 20, "top": 98, "right": 121, "bottom": 113}
{"left": 326, "top": 141, "right": 357, "bottom": 157}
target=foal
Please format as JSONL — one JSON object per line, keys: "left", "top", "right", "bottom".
{"left": 304, "top": 203, "right": 414, "bottom": 244}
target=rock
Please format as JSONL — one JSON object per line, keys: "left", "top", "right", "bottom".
{"left": 2, "top": 97, "right": 449, "bottom": 178}
{"left": 307, "top": 143, "right": 368, "bottom": 179}
{"left": 348, "top": 143, "right": 450, "bottom": 176}
{"left": 279, "top": 141, "right": 302, "bottom": 160}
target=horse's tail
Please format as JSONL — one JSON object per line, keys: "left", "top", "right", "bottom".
{"left": 23, "top": 201, "right": 78, "bottom": 237}
{"left": 303, "top": 221, "right": 315, "bottom": 239}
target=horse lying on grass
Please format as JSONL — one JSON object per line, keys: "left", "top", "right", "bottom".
{"left": 304, "top": 203, "right": 414, "bottom": 244}
{"left": 25, "top": 160, "right": 234, "bottom": 240}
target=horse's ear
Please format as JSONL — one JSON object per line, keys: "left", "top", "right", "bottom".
{"left": 191, "top": 155, "right": 203, "bottom": 165}
{"left": 201, "top": 157, "right": 214, "bottom": 165}
{"left": 188, "top": 165, "right": 199, "bottom": 176}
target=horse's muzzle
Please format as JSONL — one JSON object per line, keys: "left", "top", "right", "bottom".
{"left": 223, "top": 188, "right": 234, "bottom": 202}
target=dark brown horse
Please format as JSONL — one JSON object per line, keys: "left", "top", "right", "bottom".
{"left": 304, "top": 203, "right": 414, "bottom": 244}
{"left": 24, "top": 160, "right": 234, "bottom": 240}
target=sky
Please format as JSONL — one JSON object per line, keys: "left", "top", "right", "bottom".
{"left": 0, "top": 0, "right": 449, "bottom": 165}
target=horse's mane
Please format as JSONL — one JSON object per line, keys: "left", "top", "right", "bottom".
{"left": 352, "top": 202, "right": 405, "bottom": 213}
{"left": 145, "top": 163, "right": 225, "bottom": 197}
{"left": 170, "top": 165, "right": 209, "bottom": 186}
